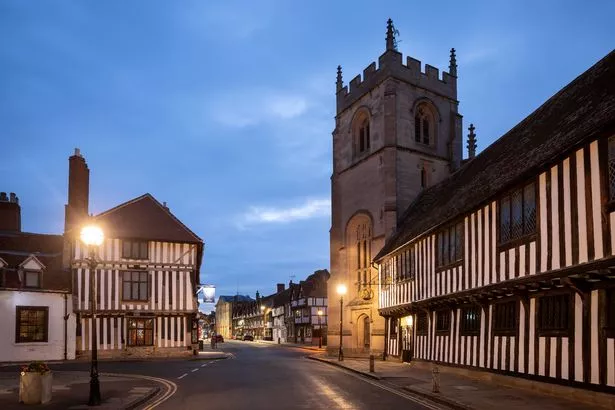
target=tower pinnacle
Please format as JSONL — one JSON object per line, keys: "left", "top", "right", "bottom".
{"left": 336, "top": 65, "right": 343, "bottom": 92}
{"left": 467, "top": 123, "right": 477, "bottom": 159}
{"left": 449, "top": 48, "right": 458, "bottom": 77}
{"left": 386, "top": 18, "right": 397, "bottom": 51}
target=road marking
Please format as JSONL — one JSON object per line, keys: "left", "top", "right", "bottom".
{"left": 201, "top": 363, "right": 208, "bottom": 367}
{"left": 177, "top": 373, "right": 188, "bottom": 380}
{"left": 191, "top": 368, "right": 199, "bottom": 372}
{"left": 311, "top": 362, "right": 443, "bottom": 410}
{"left": 101, "top": 372, "right": 177, "bottom": 410}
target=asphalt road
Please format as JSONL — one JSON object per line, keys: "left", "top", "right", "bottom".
{"left": 1, "top": 342, "right": 446, "bottom": 410}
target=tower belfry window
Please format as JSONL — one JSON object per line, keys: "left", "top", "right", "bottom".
{"left": 414, "top": 106, "right": 434, "bottom": 146}
{"left": 358, "top": 118, "right": 370, "bottom": 154}
{"left": 353, "top": 112, "right": 371, "bottom": 158}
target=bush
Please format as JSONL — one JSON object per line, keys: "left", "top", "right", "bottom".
{"left": 21, "top": 361, "right": 50, "bottom": 375}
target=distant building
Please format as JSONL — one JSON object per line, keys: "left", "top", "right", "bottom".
{"left": 0, "top": 193, "right": 77, "bottom": 362}
{"left": 64, "top": 150, "right": 204, "bottom": 359}
{"left": 215, "top": 295, "right": 252, "bottom": 339}
{"left": 289, "top": 270, "right": 329, "bottom": 345}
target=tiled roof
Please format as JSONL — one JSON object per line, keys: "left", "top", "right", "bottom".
{"left": 375, "top": 50, "right": 615, "bottom": 261}
{"left": 94, "top": 193, "right": 202, "bottom": 244}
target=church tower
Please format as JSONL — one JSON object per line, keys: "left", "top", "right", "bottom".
{"left": 328, "top": 19, "right": 463, "bottom": 357}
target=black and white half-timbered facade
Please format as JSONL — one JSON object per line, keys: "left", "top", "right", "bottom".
{"left": 376, "top": 51, "right": 615, "bottom": 392}
{"left": 64, "top": 150, "right": 204, "bottom": 359}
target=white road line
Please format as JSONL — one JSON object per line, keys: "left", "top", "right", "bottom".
{"left": 201, "top": 363, "right": 208, "bottom": 367}
{"left": 177, "top": 373, "right": 188, "bottom": 380}
{"left": 101, "top": 372, "right": 177, "bottom": 410}
{"left": 191, "top": 368, "right": 199, "bottom": 372}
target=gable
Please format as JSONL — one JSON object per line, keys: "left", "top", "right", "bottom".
{"left": 0, "top": 257, "right": 6, "bottom": 268}
{"left": 19, "top": 255, "right": 46, "bottom": 271}
{"left": 95, "top": 193, "right": 202, "bottom": 243}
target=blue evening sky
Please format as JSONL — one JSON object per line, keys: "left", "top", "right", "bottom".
{"left": 1, "top": 1, "right": 613, "bottom": 312}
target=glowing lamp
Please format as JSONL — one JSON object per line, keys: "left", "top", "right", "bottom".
{"left": 404, "top": 316, "right": 413, "bottom": 327}
{"left": 336, "top": 284, "right": 347, "bottom": 296}
{"left": 317, "top": 310, "right": 323, "bottom": 316}
{"left": 80, "top": 225, "right": 104, "bottom": 247}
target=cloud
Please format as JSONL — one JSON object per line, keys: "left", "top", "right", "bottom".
{"left": 237, "top": 198, "right": 330, "bottom": 228}
{"left": 208, "top": 89, "right": 310, "bottom": 128}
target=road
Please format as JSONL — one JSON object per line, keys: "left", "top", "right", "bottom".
{"left": 3, "top": 341, "right": 446, "bottom": 410}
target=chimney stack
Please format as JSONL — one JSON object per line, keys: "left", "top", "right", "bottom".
{"left": 64, "top": 148, "right": 90, "bottom": 233}
{"left": 0, "top": 191, "right": 21, "bottom": 231}
{"left": 277, "top": 283, "right": 285, "bottom": 293}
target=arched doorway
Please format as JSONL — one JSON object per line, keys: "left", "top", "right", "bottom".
{"left": 356, "top": 314, "right": 371, "bottom": 351}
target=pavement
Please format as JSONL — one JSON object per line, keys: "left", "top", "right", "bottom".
{"left": 308, "top": 354, "right": 612, "bottom": 410}
{"left": 0, "top": 371, "right": 159, "bottom": 410}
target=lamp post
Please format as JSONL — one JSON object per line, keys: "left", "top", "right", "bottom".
{"left": 80, "top": 224, "right": 104, "bottom": 406}
{"left": 317, "top": 310, "right": 323, "bottom": 349}
{"left": 260, "top": 305, "right": 265, "bottom": 340}
{"left": 336, "top": 284, "right": 347, "bottom": 361}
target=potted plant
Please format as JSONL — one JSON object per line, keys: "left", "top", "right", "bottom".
{"left": 19, "top": 361, "right": 52, "bottom": 404}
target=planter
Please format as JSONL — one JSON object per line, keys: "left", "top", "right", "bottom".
{"left": 19, "top": 371, "right": 53, "bottom": 405}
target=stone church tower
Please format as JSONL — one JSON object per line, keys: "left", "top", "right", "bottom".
{"left": 328, "top": 19, "right": 463, "bottom": 357}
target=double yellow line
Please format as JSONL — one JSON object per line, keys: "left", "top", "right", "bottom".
{"left": 101, "top": 372, "right": 178, "bottom": 409}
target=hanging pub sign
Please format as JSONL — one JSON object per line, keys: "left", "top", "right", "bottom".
{"left": 198, "top": 285, "right": 216, "bottom": 303}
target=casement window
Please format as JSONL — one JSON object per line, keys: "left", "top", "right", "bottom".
{"left": 460, "top": 306, "right": 481, "bottom": 335}
{"left": 127, "top": 318, "right": 154, "bottom": 346}
{"left": 493, "top": 301, "right": 517, "bottom": 335}
{"left": 121, "top": 240, "right": 148, "bottom": 260}
{"left": 390, "top": 317, "right": 399, "bottom": 338}
{"left": 538, "top": 293, "right": 571, "bottom": 335}
{"left": 436, "top": 222, "right": 464, "bottom": 268}
{"left": 609, "top": 136, "right": 615, "bottom": 201}
{"left": 122, "top": 271, "right": 149, "bottom": 301}
{"left": 499, "top": 182, "right": 536, "bottom": 244}
{"left": 436, "top": 310, "right": 451, "bottom": 333}
{"left": 24, "top": 270, "right": 41, "bottom": 288}
{"left": 15, "top": 306, "right": 48, "bottom": 343}
{"left": 416, "top": 312, "right": 428, "bottom": 335}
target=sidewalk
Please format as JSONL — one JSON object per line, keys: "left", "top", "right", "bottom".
{"left": 308, "top": 355, "right": 613, "bottom": 410}
{"left": 0, "top": 371, "right": 159, "bottom": 410}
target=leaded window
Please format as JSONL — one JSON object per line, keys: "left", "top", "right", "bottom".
{"left": 460, "top": 306, "right": 481, "bottom": 335}
{"left": 121, "top": 240, "right": 148, "bottom": 260}
{"left": 538, "top": 294, "right": 570, "bottom": 335}
{"left": 436, "top": 310, "right": 451, "bottom": 333}
{"left": 127, "top": 318, "right": 154, "bottom": 346}
{"left": 415, "top": 106, "right": 432, "bottom": 145}
{"left": 355, "top": 222, "right": 371, "bottom": 291}
{"left": 416, "top": 312, "right": 428, "bottom": 335}
{"left": 122, "top": 271, "right": 149, "bottom": 301}
{"left": 436, "top": 222, "right": 464, "bottom": 268}
{"left": 493, "top": 301, "right": 517, "bottom": 335}
{"left": 15, "top": 306, "right": 48, "bottom": 343}
{"left": 499, "top": 182, "right": 536, "bottom": 244}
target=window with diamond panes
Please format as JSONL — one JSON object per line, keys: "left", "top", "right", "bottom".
{"left": 609, "top": 136, "right": 615, "bottom": 201}
{"left": 436, "top": 222, "right": 464, "bottom": 268}
{"left": 416, "top": 312, "right": 428, "bottom": 335}
{"left": 499, "top": 182, "right": 536, "bottom": 244}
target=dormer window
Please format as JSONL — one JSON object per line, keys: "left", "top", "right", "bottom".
{"left": 19, "top": 255, "right": 45, "bottom": 289}
{"left": 122, "top": 240, "right": 148, "bottom": 260}
{"left": 414, "top": 105, "right": 435, "bottom": 146}
{"left": 24, "top": 271, "right": 41, "bottom": 288}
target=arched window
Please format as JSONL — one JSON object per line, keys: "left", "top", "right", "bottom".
{"left": 353, "top": 111, "right": 371, "bottom": 157}
{"left": 346, "top": 214, "right": 372, "bottom": 292}
{"left": 414, "top": 105, "right": 434, "bottom": 145}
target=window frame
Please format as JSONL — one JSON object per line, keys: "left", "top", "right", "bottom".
{"left": 492, "top": 300, "right": 517, "bottom": 336}
{"left": 416, "top": 312, "right": 428, "bottom": 335}
{"left": 15, "top": 306, "right": 49, "bottom": 343}
{"left": 414, "top": 106, "right": 434, "bottom": 146}
{"left": 436, "top": 221, "right": 464, "bottom": 270}
{"left": 435, "top": 310, "right": 451, "bottom": 334}
{"left": 122, "top": 270, "right": 149, "bottom": 302}
{"left": 460, "top": 305, "right": 481, "bottom": 336}
{"left": 537, "top": 292, "right": 572, "bottom": 337}
{"left": 121, "top": 240, "right": 149, "bottom": 260}
{"left": 498, "top": 181, "right": 537, "bottom": 248}
{"left": 126, "top": 317, "right": 154, "bottom": 346}
{"left": 23, "top": 270, "right": 42, "bottom": 288}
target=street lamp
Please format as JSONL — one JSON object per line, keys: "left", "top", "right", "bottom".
{"left": 336, "top": 284, "right": 347, "bottom": 361}
{"left": 317, "top": 310, "right": 323, "bottom": 349}
{"left": 80, "top": 224, "right": 104, "bottom": 406}
{"left": 260, "top": 305, "right": 266, "bottom": 340}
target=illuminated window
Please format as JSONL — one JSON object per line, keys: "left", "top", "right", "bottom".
{"left": 127, "top": 318, "right": 154, "bottom": 346}
{"left": 16, "top": 306, "right": 48, "bottom": 343}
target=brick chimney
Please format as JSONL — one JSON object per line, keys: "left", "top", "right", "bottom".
{"left": 64, "top": 148, "right": 90, "bottom": 233}
{"left": 0, "top": 192, "right": 21, "bottom": 231}
{"left": 277, "top": 283, "right": 285, "bottom": 293}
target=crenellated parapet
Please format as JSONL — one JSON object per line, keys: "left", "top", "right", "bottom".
{"left": 336, "top": 48, "right": 457, "bottom": 115}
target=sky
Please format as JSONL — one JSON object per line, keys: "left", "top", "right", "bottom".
{"left": 1, "top": 1, "right": 614, "bottom": 312}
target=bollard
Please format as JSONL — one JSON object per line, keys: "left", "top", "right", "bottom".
{"left": 369, "top": 354, "right": 375, "bottom": 373}
{"left": 432, "top": 364, "right": 440, "bottom": 393}
{"left": 278, "top": 337, "right": 281, "bottom": 344}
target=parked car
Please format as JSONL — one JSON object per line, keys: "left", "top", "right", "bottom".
{"left": 243, "top": 334, "right": 254, "bottom": 341}
{"left": 213, "top": 334, "right": 224, "bottom": 343}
